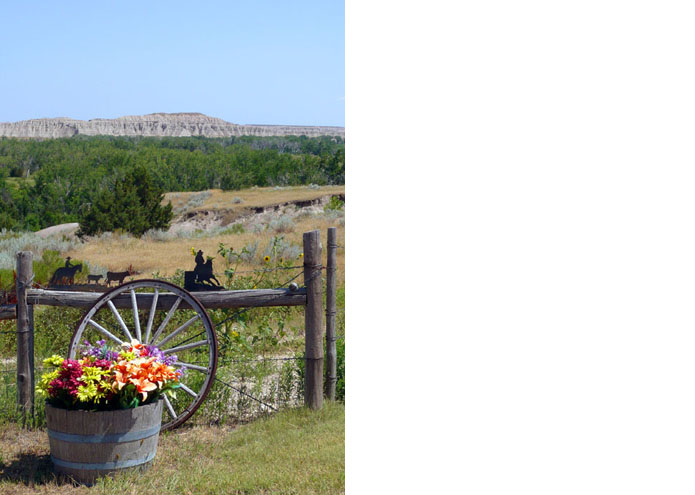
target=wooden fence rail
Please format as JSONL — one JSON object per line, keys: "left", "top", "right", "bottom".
{"left": 26, "top": 287, "right": 307, "bottom": 310}
{"left": 0, "top": 305, "right": 16, "bottom": 320}
{"left": 3, "top": 229, "right": 333, "bottom": 424}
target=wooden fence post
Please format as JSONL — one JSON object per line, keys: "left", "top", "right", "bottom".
{"left": 16, "top": 251, "right": 34, "bottom": 426}
{"left": 303, "top": 230, "right": 323, "bottom": 409}
{"left": 325, "top": 227, "right": 337, "bottom": 400}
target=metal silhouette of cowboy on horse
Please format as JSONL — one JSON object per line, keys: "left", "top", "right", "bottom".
{"left": 189, "top": 250, "right": 223, "bottom": 290}
{"left": 49, "top": 257, "right": 83, "bottom": 286}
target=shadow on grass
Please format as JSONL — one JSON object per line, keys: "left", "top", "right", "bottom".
{"left": 0, "top": 452, "right": 74, "bottom": 486}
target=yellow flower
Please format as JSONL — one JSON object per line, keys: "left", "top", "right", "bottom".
{"left": 263, "top": 256, "right": 270, "bottom": 263}
{"left": 190, "top": 247, "right": 196, "bottom": 256}
{"left": 299, "top": 253, "right": 304, "bottom": 259}
{"left": 43, "top": 355, "right": 64, "bottom": 367}
{"left": 231, "top": 331, "right": 239, "bottom": 338}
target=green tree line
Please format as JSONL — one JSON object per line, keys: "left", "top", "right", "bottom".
{"left": 0, "top": 135, "right": 344, "bottom": 231}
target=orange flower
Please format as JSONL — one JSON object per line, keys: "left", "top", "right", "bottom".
{"left": 124, "top": 339, "right": 145, "bottom": 354}
{"left": 112, "top": 356, "right": 179, "bottom": 401}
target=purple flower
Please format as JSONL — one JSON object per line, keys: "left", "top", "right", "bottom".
{"left": 106, "top": 350, "right": 120, "bottom": 361}
{"left": 80, "top": 340, "right": 123, "bottom": 362}
{"left": 143, "top": 345, "right": 178, "bottom": 366}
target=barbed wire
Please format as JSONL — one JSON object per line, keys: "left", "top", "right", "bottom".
{"left": 218, "top": 356, "right": 302, "bottom": 365}
{"left": 212, "top": 265, "right": 324, "bottom": 330}
{"left": 0, "top": 367, "right": 47, "bottom": 374}
{"left": 225, "top": 265, "right": 304, "bottom": 275}
{"left": 213, "top": 376, "right": 278, "bottom": 412}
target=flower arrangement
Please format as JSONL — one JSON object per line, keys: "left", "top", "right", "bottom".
{"left": 37, "top": 339, "right": 182, "bottom": 410}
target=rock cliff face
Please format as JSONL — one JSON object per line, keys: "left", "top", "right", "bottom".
{"left": 0, "top": 113, "right": 345, "bottom": 139}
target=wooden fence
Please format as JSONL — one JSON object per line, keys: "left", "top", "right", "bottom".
{"left": 0, "top": 228, "right": 340, "bottom": 423}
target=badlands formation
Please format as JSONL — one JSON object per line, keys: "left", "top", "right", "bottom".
{"left": 0, "top": 113, "right": 345, "bottom": 139}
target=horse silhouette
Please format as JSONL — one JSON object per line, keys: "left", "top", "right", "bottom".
{"left": 194, "top": 259, "right": 221, "bottom": 287}
{"left": 49, "top": 264, "right": 82, "bottom": 285}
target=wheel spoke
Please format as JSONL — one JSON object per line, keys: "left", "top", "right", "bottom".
{"left": 175, "top": 361, "right": 208, "bottom": 372}
{"left": 87, "top": 319, "right": 124, "bottom": 345}
{"left": 163, "top": 394, "right": 178, "bottom": 419}
{"left": 107, "top": 300, "right": 133, "bottom": 341}
{"left": 156, "top": 315, "right": 201, "bottom": 347}
{"left": 179, "top": 383, "right": 198, "bottom": 398}
{"left": 130, "top": 289, "right": 141, "bottom": 341}
{"left": 149, "top": 296, "right": 182, "bottom": 344}
{"left": 163, "top": 339, "right": 208, "bottom": 355}
{"left": 144, "top": 288, "right": 159, "bottom": 344}
{"left": 69, "top": 280, "right": 217, "bottom": 432}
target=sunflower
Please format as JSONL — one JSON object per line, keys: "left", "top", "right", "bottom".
{"left": 263, "top": 256, "right": 270, "bottom": 263}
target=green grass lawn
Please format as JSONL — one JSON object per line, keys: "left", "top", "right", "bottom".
{"left": 0, "top": 401, "right": 345, "bottom": 495}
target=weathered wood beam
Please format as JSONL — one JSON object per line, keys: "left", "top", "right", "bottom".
{"left": 325, "top": 227, "right": 338, "bottom": 401}
{"left": 0, "top": 304, "right": 16, "bottom": 320}
{"left": 16, "top": 251, "right": 34, "bottom": 426}
{"left": 26, "top": 287, "right": 306, "bottom": 310}
{"left": 303, "top": 230, "right": 324, "bottom": 410}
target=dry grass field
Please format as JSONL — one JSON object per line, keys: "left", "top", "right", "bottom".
{"left": 63, "top": 185, "right": 345, "bottom": 285}
{"left": 165, "top": 185, "right": 346, "bottom": 213}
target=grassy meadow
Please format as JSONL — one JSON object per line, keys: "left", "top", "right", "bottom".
{"left": 0, "top": 401, "right": 345, "bottom": 495}
{"left": 0, "top": 184, "right": 345, "bottom": 493}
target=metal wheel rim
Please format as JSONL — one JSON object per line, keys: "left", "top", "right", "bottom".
{"left": 68, "top": 279, "right": 218, "bottom": 431}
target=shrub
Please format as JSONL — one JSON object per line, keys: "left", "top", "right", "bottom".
{"left": 77, "top": 166, "right": 173, "bottom": 238}
{"left": 225, "top": 223, "right": 245, "bottom": 235}
{"left": 324, "top": 196, "right": 344, "bottom": 212}
{"left": 0, "top": 230, "right": 80, "bottom": 270}
{"left": 185, "top": 191, "right": 212, "bottom": 209}
{"left": 268, "top": 216, "right": 294, "bottom": 233}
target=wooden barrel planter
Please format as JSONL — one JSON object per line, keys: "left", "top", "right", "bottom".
{"left": 45, "top": 399, "right": 163, "bottom": 484}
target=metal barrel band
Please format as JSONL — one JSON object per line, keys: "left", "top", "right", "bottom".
{"left": 51, "top": 449, "right": 157, "bottom": 470}
{"left": 48, "top": 424, "right": 161, "bottom": 443}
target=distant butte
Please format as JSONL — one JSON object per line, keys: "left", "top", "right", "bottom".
{"left": 0, "top": 113, "right": 345, "bottom": 139}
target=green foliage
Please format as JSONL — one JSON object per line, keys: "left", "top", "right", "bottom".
{"left": 227, "top": 223, "right": 245, "bottom": 235}
{"left": 0, "top": 135, "right": 345, "bottom": 231}
{"left": 324, "top": 195, "right": 344, "bottom": 212}
{"left": 335, "top": 337, "right": 345, "bottom": 401}
{"left": 77, "top": 166, "right": 173, "bottom": 237}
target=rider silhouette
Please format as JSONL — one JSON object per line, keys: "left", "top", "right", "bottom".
{"left": 64, "top": 256, "right": 73, "bottom": 268}
{"left": 192, "top": 250, "right": 221, "bottom": 287}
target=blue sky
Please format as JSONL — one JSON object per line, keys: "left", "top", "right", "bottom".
{"left": 0, "top": 1, "right": 344, "bottom": 126}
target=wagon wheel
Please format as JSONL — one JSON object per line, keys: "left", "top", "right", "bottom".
{"left": 68, "top": 279, "right": 218, "bottom": 431}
